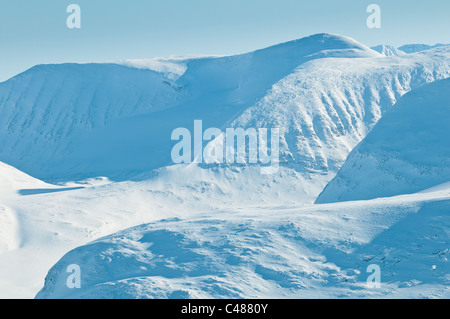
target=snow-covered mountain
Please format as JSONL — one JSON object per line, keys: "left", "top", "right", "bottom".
{"left": 0, "top": 33, "right": 449, "bottom": 190}
{"left": 316, "top": 78, "right": 450, "bottom": 203}
{"left": 0, "top": 34, "right": 379, "bottom": 182}
{"left": 1, "top": 33, "right": 450, "bottom": 299}
{"left": 225, "top": 44, "right": 450, "bottom": 201}
{"left": 399, "top": 43, "right": 449, "bottom": 54}
{"left": 370, "top": 43, "right": 450, "bottom": 56}
{"left": 371, "top": 45, "right": 405, "bottom": 56}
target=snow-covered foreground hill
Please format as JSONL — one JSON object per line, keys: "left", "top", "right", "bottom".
{"left": 0, "top": 162, "right": 334, "bottom": 298}
{"left": 36, "top": 183, "right": 450, "bottom": 299}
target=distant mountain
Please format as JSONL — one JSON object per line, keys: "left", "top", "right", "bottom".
{"left": 0, "top": 34, "right": 378, "bottom": 182}
{"left": 399, "top": 43, "right": 449, "bottom": 54}
{"left": 0, "top": 162, "right": 48, "bottom": 254}
{"left": 316, "top": 78, "right": 450, "bottom": 203}
{"left": 371, "top": 45, "right": 405, "bottom": 56}
{"left": 0, "top": 34, "right": 449, "bottom": 202}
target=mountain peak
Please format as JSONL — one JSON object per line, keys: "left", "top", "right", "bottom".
{"left": 254, "top": 33, "right": 379, "bottom": 58}
{"left": 371, "top": 44, "right": 406, "bottom": 56}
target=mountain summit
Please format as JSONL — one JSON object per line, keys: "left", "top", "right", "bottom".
{"left": 0, "top": 34, "right": 448, "bottom": 195}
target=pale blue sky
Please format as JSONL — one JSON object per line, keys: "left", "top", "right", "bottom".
{"left": 0, "top": 0, "right": 449, "bottom": 82}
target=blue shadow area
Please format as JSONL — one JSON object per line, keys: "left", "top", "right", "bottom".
{"left": 18, "top": 187, "right": 85, "bottom": 196}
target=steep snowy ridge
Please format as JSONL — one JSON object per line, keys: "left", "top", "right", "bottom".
{"left": 0, "top": 63, "right": 182, "bottom": 180}
{"left": 371, "top": 45, "right": 406, "bottom": 56}
{"left": 229, "top": 46, "right": 450, "bottom": 181}
{"left": 0, "top": 34, "right": 385, "bottom": 182}
{"left": 316, "top": 78, "right": 450, "bottom": 203}
{"left": 0, "top": 34, "right": 449, "bottom": 189}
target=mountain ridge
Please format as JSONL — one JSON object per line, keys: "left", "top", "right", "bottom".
{"left": 316, "top": 78, "right": 450, "bottom": 203}
{"left": 0, "top": 34, "right": 449, "bottom": 185}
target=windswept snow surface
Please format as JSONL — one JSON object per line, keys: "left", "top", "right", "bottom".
{"left": 316, "top": 78, "right": 450, "bottom": 203}
{"left": 36, "top": 185, "right": 450, "bottom": 299}
{"left": 0, "top": 163, "right": 329, "bottom": 298}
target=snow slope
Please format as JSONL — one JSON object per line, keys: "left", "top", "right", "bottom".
{"left": 0, "top": 34, "right": 375, "bottom": 181}
{"left": 226, "top": 45, "right": 450, "bottom": 197}
{"left": 0, "top": 162, "right": 89, "bottom": 297}
{"left": 0, "top": 63, "right": 182, "bottom": 181}
{"left": 0, "top": 162, "right": 332, "bottom": 298}
{"left": 36, "top": 183, "right": 450, "bottom": 299}
{"left": 0, "top": 162, "right": 51, "bottom": 254}
{"left": 316, "top": 78, "right": 450, "bottom": 203}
